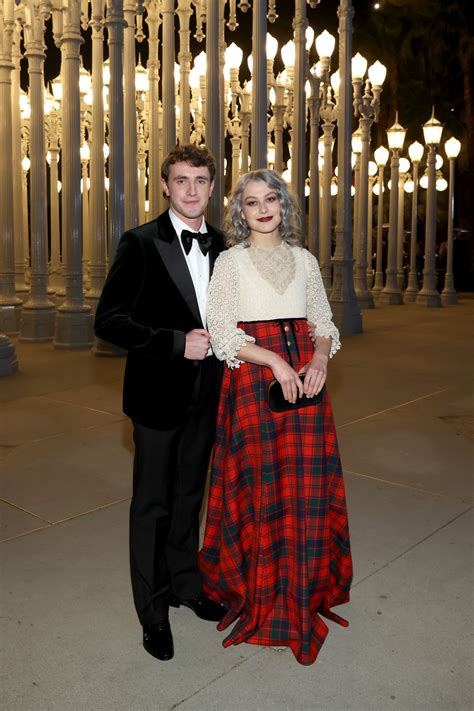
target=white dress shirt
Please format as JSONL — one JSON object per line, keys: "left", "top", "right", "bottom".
{"left": 168, "top": 209, "right": 212, "bottom": 356}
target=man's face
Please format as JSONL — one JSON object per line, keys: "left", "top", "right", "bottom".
{"left": 161, "top": 162, "right": 214, "bottom": 228}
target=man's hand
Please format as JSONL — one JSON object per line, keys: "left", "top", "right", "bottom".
{"left": 184, "top": 328, "right": 211, "bottom": 360}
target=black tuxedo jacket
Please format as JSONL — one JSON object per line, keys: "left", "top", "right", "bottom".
{"left": 94, "top": 211, "right": 225, "bottom": 429}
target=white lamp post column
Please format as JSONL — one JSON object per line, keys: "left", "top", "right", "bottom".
{"left": 144, "top": 2, "right": 161, "bottom": 219}
{"left": 123, "top": 0, "right": 138, "bottom": 229}
{"left": 441, "top": 136, "right": 461, "bottom": 305}
{"left": 161, "top": 0, "right": 176, "bottom": 159}
{"left": 396, "top": 158, "right": 410, "bottom": 290}
{"left": 20, "top": 4, "right": 55, "bottom": 341}
{"left": 319, "top": 112, "right": 336, "bottom": 290}
{"left": 12, "top": 26, "right": 28, "bottom": 298}
{"left": 291, "top": 0, "right": 306, "bottom": 218}
{"left": 205, "top": 0, "right": 221, "bottom": 226}
{"left": 366, "top": 165, "right": 377, "bottom": 288}
{"left": 306, "top": 74, "right": 321, "bottom": 257}
{"left": 251, "top": 0, "right": 267, "bottom": 170}
{"left": 404, "top": 142, "right": 423, "bottom": 302}
{"left": 372, "top": 145, "right": 389, "bottom": 295}
{"left": 330, "top": 0, "right": 361, "bottom": 333}
{"left": 54, "top": 1, "right": 93, "bottom": 348}
{"left": 417, "top": 110, "right": 443, "bottom": 307}
{"left": 47, "top": 128, "right": 61, "bottom": 290}
{"left": 177, "top": 0, "right": 192, "bottom": 144}
{"left": 87, "top": 0, "right": 107, "bottom": 307}
{"left": 0, "top": 1, "right": 22, "bottom": 333}
{"left": 379, "top": 114, "right": 406, "bottom": 305}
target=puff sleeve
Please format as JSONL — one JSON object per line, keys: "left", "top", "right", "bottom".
{"left": 304, "top": 249, "right": 341, "bottom": 358}
{"left": 207, "top": 250, "right": 255, "bottom": 368}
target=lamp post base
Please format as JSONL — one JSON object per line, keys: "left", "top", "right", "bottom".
{"left": 53, "top": 306, "right": 94, "bottom": 349}
{"left": 378, "top": 289, "right": 403, "bottom": 305}
{"left": 415, "top": 290, "right": 442, "bottom": 307}
{"left": 0, "top": 335, "right": 18, "bottom": 376}
{"left": 0, "top": 301, "right": 22, "bottom": 335}
{"left": 19, "top": 303, "right": 55, "bottom": 342}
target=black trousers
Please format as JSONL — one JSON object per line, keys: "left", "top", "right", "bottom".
{"left": 130, "top": 357, "right": 221, "bottom": 625}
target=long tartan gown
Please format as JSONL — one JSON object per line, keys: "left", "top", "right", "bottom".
{"left": 199, "top": 243, "right": 352, "bottom": 665}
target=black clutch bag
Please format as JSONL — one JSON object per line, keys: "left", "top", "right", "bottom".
{"left": 267, "top": 376, "right": 325, "bottom": 413}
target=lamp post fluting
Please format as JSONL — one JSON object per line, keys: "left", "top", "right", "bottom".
{"left": 441, "top": 136, "right": 461, "bottom": 305}
{"left": 306, "top": 74, "right": 321, "bottom": 257}
{"left": 12, "top": 26, "right": 28, "bottom": 299}
{"left": 291, "top": 0, "right": 307, "bottom": 218}
{"left": 379, "top": 114, "right": 406, "bottom": 305}
{"left": 416, "top": 110, "right": 443, "bottom": 307}
{"left": 319, "top": 116, "right": 336, "bottom": 290}
{"left": 330, "top": 0, "right": 362, "bottom": 333}
{"left": 404, "top": 141, "right": 423, "bottom": 302}
{"left": 205, "top": 0, "right": 222, "bottom": 227}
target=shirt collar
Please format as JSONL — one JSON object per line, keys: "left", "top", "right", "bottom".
{"left": 168, "top": 208, "right": 207, "bottom": 237}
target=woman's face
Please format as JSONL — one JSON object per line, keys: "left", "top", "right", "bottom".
{"left": 241, "top": 179, "right": 282, "bottom": 237}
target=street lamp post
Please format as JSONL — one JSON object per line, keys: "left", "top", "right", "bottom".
{"left": 379, "top": 113, "right": 406, "bottom": 305}
{"left": 441, "top": 136, "right": 461, "bottom": 305}
{"left": 416, "top": 109, "right": 443, "bottom": 307}
{"left": 404, "top": 141, "right": 424, "bottom": 302}
{"left": 371, "top": 144, "right": 389, "bottom": 295}
{"left": 396, "top": 156, "right": 410, "bottom": 290}
{"left": 330, "top": 0, "right": 362, "bottom": 334}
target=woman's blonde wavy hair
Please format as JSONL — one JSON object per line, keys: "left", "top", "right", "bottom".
{"left": 223, "top": 169, "right": 303, "bottom": 247}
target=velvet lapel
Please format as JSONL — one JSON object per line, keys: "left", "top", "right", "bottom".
{"left": 153, "top": 212, "right": 203, "bottom": 326}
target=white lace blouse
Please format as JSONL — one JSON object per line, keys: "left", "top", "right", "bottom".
{"left": 207, "top": 242, "right": 341, "bottom": 368}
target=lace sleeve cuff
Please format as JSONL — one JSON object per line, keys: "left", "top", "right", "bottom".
{"left": 212, "top": 329, "right": 256, "bottom": 369}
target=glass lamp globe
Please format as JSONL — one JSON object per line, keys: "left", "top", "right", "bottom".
{"left": 445, "top": 137, "right": 461, "bottom": 159}
{"left": 330, "top": 69, "right": 340, "bottom": 95}
{"left": 135, "top": 62, "right": 149, "bottom": 93}
{"left": 408, "top": 141, "right": 424, "bottom": 163}
{"left": 419, "top": 174, "right": 429, "bottom": 189}
{"left": 436, "top": 177, "right": 448, "bottom": 191}
{"left": 102, "top": 59, "right": 110, "bottom": 87}
{"left": 368, "top": 160, "right": 378, "bottom": 177}
{"left": 374, "top": 145, "right": 390, "bottom": 166}
{"left": 193, "top": 51, "right": 207, "bottom": 77}
{"left": 351, "top": 130, "right": 362, "bottom": 155}
{"left": 422, "top": 109, "right": 443, "bottom": 146}
{"left": 224, "top": 42, "right": 244, "bottom": 69}
{"left": 368, "top": 60, "right": 386, "bottom": 87}
{"left": 352, "top": 52, "right": 367, "bottom": 81}
{"left": 315, "top": 30, "right": 335, "bottom": 59}
{"left": 387, "top": 113, "right": 407, "bottom": 151}
{"left": 436, "top": 154, "right": 444, "bottom": 170}
{"left": 266, "top": 34, "right": 278, "bottom": 61}
{"left": 80, "top": 142, "right": 90, "bottom": 162}
{"left": 305, "top": 26, "right": 315, "bottom": 52}
{"left": 281, "top": 40, "right": 295, "bottom": 69}
{"left": 330, "top": 181, "right": 338, "bottom": 196}
{"left": 399, "top": 157, "right": 410, "bottom": 175}
{"left": 404, "top": 179, "right": 415, "bottom": 193}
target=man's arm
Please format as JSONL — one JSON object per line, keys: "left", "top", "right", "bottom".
{"left": 94, "top": 232, "right": 185, "bottom": 360}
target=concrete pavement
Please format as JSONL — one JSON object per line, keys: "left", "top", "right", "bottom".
{"left": 1, "top": 299, "right": 473, "bottom": 711}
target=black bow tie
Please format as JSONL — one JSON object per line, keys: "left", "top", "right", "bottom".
{"left": 180, "top": 230, "right": 212, "bottom": 256}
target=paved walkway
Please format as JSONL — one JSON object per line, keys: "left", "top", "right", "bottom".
{"left": 1, "top": 300, "right": 473, "bottom": 711}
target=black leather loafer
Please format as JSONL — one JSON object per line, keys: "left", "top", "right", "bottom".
{"left": 143, "top": 620, "right": 174, "bottom": 661}
{"left": 169, "top": 593, "right": 226, "bottom": 622}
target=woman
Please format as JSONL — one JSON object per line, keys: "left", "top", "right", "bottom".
{"left": 199, "top": 169, "right": 352, "bottom": 665}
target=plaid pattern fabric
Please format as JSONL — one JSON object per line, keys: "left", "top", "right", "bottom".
{"left": 199, "top": 319, "right": 352, "bottom": 665}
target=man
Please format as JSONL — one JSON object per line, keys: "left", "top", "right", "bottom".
{"left": 94, "top": 144, "right": 226, "bottom": 662}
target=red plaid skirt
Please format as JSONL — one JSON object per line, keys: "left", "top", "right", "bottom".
{"left": 199, "top": 319, "right": 352, "bottom": 665}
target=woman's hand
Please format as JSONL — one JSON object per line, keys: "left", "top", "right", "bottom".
{"left": 271, "top": 356, "right": 304, "bottom": 404}
{"left": 299, "top": 352, "right": 328, "bottom": 397}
